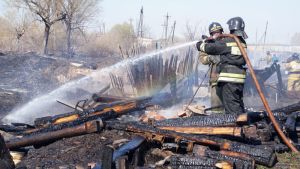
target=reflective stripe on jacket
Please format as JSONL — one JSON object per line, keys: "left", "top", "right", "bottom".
{"left": 218, "top": 72, "right": 246, "bottom": 83}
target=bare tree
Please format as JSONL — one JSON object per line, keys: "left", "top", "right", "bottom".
{"left": 9, "top": 9, "right": 31, "bottom": 51}
{"left": 184, "top": 21, "right": 205, "bottom": 41}
{"left": 20, "top": 0, "right": 66, "bottom": 55}
{"left": 60, "top": 0, "right": 100, "bottom": 57}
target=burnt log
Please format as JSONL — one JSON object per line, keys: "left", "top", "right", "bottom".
{"left": 170, "top": 155, "right": 233, "bottom": 169}
{"left": 6, "top": 120, "right": 103, "bottom": 149}
{"left": 106, "top": 121, "right": 276, "bottom": 167}
{"left": 34, "top": 96, "right": 151, "bottom": 127}
{"left": 153, "top": 114, "right": 246, "bottom": 127}
{"left": 193, "top": 145, "right": 255, "bottom": 169}
{"left": 157, "top": 126, "right": 242, "bottom": 137}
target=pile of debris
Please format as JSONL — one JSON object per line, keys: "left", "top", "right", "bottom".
{"left": 1, "top": 91, "right": 300, "bottom": 169}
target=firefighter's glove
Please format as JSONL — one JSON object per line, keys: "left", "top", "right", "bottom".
{"left": 196, "top": 41, "right": 203, "bottom": 51}
{"left": 208, "top": 55, "right": 221, "bottom": 64}
{"left": 196, "top": 40, "right": 206, "bottom": 52}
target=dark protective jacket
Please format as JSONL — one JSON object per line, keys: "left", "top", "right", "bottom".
{"left": 200, "top": 37, "right": 247, "bottom": 83}
{"left": 198, "top": 52, "right": 219, "bottom": 86}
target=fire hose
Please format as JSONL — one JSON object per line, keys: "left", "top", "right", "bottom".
{"left": 220, "top": 34, "right": 298, "bottom": 152}
{"left": 185, "top": 67, "right": 210, "bottom": 111}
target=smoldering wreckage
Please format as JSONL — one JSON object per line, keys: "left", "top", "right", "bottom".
{"left": 1, "top": 39, "right": 300, "bottom": 169}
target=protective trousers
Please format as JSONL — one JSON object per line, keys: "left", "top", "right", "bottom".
{"left": 210, "top": 85, "right": 224, "bottom": 113}
{"left": 216, "top": 82, "right": 245, "bottom": 114}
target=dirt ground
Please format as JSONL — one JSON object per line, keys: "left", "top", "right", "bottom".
{"left": 17, "top": 130, "right": 133, "bottom": 169}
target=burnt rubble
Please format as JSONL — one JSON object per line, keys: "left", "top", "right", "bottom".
{"left": 0, "top": 93, "right": 300, "bottom": 169}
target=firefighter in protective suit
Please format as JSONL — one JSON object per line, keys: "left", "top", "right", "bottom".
{"left": 286, "top": 53, "right": 300, "bottom": 95}
{"left": 196, "top": 17, "right": 247, "bottom": 114}
{"left": 198, "top": 22, "right": 224, "bottom": 113}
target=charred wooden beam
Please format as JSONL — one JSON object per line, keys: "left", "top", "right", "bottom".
{"left": 193, "top": 145, "right": 255, "bottom": 169}
{"left": 170, "top": 155, "right": 233, "bottom": 169}
{"left": 92, "top": 94, "right": 130, "bottom": 103}
{"left": 153, "top": 113, "right": 249, "bottom": 127}
{"left": 6, "top": 120, "right": 103, "bottom": 149}
{"left": 34, "top": 96, "right": 151, "bottom": 128}
{"left": 106, "top": 121, "right": 276, "bottom": 167}
{"left": 157, "top": 126, "right": 242, "bottom": 137}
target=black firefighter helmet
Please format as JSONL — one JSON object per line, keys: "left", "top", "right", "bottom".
{"left": 287, "top": 53, "right": 299, "bottom": 63}
{"left": 227, "top": 17, "right": 248, "bottom": 39}
{"left": 209, "top": 22, "right": 223, "bottom": 35}
{"left": 292, "top": 53, "right": 300, "bottom": 61}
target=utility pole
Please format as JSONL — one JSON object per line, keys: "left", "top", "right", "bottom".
{"left": 137, "top": 6, "right": 144, "bottom": 38}
{"left": 162, "top": 13, "right": 170, "bottom": 46}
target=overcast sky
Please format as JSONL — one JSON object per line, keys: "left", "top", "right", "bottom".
{"left": 1, "top": 0, "right": 299, "bottom": 44}
{"left": 100, "top": 0, "right": 300, "bottom": 44}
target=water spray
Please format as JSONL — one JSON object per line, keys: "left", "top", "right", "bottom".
{"left": 3, "top": 41, "right": 198, "bottom": 123}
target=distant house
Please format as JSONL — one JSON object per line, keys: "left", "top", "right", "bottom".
{"left": 137, "top": 37, "right": 153, "bottom": 48}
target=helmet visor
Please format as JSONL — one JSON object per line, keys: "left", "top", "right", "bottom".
{"left": 233, "top": 30, "right": 248, "bottom": 39}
